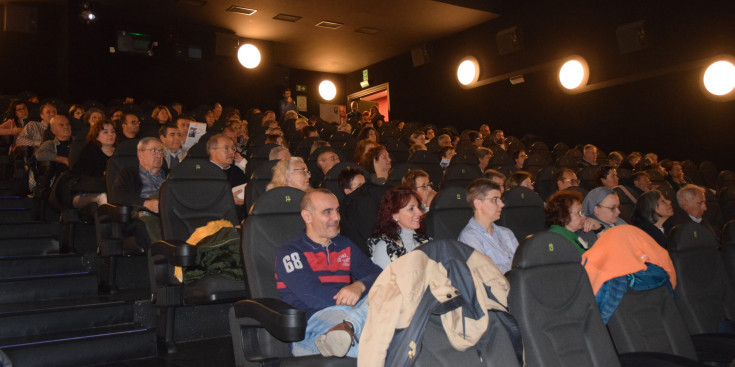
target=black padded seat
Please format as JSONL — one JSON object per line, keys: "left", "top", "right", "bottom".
{"left": 440, "top": 164, "right": 482, "bottom": 190}
{"left": 699, "top": 161, "right": 718, "bottom": 189}
{"left": 507, "top": 231, "right": 621, "bottom": 367}
{"left": 149, "top": 158, "right": 247, "bottom": 353}
{"left": 522, "top": 153, "right": 547, "bottom": 179}
{"left": 667, "top": 222, "right": 735, "bottom": 334}
{"left": 385, "top": 162, "right": 419, "bottom": 187}
{"left": 230, "top": 188, "right": 358, "bottom": 366}
{"left": 535, "top": 165, "right": 559, "bottom": 200}
{"left": 244, "top": 159, "right": 278, "bottom": 211}
{"left": 449, "top": 150, "right": 478, "bottom": 166}
{"left": 721, "top": 221, "right": 735, "bottom": 300}
{"left": 407, "top": 150, "right": 443, "bottom": 186}
{"left": 556, "top": 155, "right": 578, "bottom": 170}
{"left": 425, "top": 186, "right": 472, "bottom": 240}
{"left": 498, "top": 186, "right": 545, "bottom": 244}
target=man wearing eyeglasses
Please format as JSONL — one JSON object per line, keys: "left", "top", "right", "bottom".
{"left": 118, "top": 113, "right": 141, "bottom": 143}
{"left": 207, "top": 134, "right": 246, "bottom": 207}
{"left": 110, "top": 137, "right": 168, "bottom": 247}
{"left": 556, "top": 168, "right": 580, "bottom": 192}
{"left": 458, "top": 178, "right": 519, "bottom": 274}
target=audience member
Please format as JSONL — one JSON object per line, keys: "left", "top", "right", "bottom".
{"left": 438, "top": 145, "right": 455, "bottom": 171}
{"left": 268, "top": 146, "right": 291, "bottom": 161}
{"left": 670, "top": 184, "right": 718, "bottom": 237}
{"left": 110, "top": 137, "right": 167, "bottom": 247}
{"left": 505, "top": 171, "right": 534, "bottom": 191}
{"left": 476, "top": 147, "right": 493, "bottom": 172}
{"left": 483, "top": 169, "right": 506, "bottom": 192}
{"left": 545, "top": 190, "right": 598, "bottom": 254}
{"left": 207, "top": 134, "right": 246, "bottom": 206}
{"left": 620, "top": 152, "right": 642, "bottom": 170}
{"left": 367, "top": 187, "right": 431, "bottom": 269}
{"left": 353, "top": 139, "right": 376, "bottom": 165}
{"left": 607, "top": 151, "right": 624, "bottom": 168}
{"left": 275, "top": 189, "right": 382, "bottom": 358}
{"left": 73, "top": 107, "right": 104, "bottom": 139}
{"left": 666, "top": 161, "right": 693, "bottom": 192}
{"left": 159, "top": 124, "right": 185, "bottom": 171}
{"left": 118, "top": 113, "right": 141, "bottom": 143}
{"left": 490, "top": 130, "right": 506, "bottom": 150}
{"left": 36, "top": 115, "right": 72, "bottom": 167}
{"left": 597, "top": 165, "right": 619, "bottom": 189}
{"left": 278, "top": 88, "right": 297, "bottom": 121}
{"left": 582, "top": 187, "right": 626, "bottom": 240}
{"left": 579, "top": 144, "right": 598, "bottom": 167}
{"left": 363, "top": 145, "right": 391, "bottom": 185}
{"left": 357, "top": 127, "right": 378, "bottom": 143}
{"left": 632, "top": 190, "right": 674, "bottom": 248}
{"left": 15, "top": 102, "right": 56, "bottom": 149}
{"left": 266, "top": 156, "right": 311, "bottom": 192}
{"left": 0, "top": 100, "right": 27, "bottom": 141}
{"left": 338, "top": 167, "right": 366, "bottom": 196}
{"left": 316, "top": 148, "right": 340, "bottom": 176}
{"left": 458, "top": 178, "right": 519, "bottom": 274}
{"left": 628, "top": 171, "right": 653, "bottom": 198}
{"left": 70, "top": 120, "right": 117, "bottom": 208}
{"left": 401, "top": 169, "right": 436, "bottom": 210}
{"left": 556, "top": 168, "right": 579, "bottom": 192}
{"left": 511, "top": 149, "right": 528, "bottom": 172}
{"left": 151, "top": 105, "right": 172, "bottom": 125}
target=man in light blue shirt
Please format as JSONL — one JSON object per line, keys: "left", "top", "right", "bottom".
{"left": 458, "top": 178, "right": 519, "bottom": 274}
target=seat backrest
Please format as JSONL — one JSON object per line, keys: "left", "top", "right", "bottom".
{"left": 555, "top": 155, "right": 578, "bottom": 170}
{"left": 667, "top": 222, "right": 733, "bottom": 334}
{"left": 507, "top": 231, "right": 620, "bottom": 367}
{"left": 577, "top": 166, "right": 599, "bottom": 191}
{"left": 425, "top": 186, "right": 472, "bottom": 240}
{"left": 245, "top": 160, "right": 278, "bottom": 210}
{"left": 717, "top": 170, "right": 735, "bottom": 192}
{"left": 105, "top": 139, "right": 140, "bottom": 202}
{"left": 440, "top": 164, "right": 482, "bottom": 190}
{"left": 241, "top": 187, "right": 305, "bottom": 299}
{"left": 159, "top": 158, "right": 239, "bottom": 241}
{"left": 535, "top": 165, "right": 559, "bottom": 200}
{"left": 552, "top": 142, "right": 570, "bottom": 160}
{"left": 721, "top": 221, "right": 735, "bottom": 307}
{"left": 293, "top": 137, "right": 321, "bottom": 160}
{"left": 681, "top": 160, "right": 704, "bottom": 186}
{"left": 614, "top": 186, "right": 636, "bottom": 224}
{"left": 699, "top": 161, "right": 718, "bottom": 189}
{"left": 498, "top": 186, "right": 545, "bottom": 243}
{"left": 386, "top": 163, "right": 419, "bottom": 187}
{"left": 522, "top": 154, "right": 547, "bottom": 179}
{"left": 408, "top": 150, "right": 443, "bottom": 185}
{"left": 606, "top": 286, "right": 698, "bottom": 360}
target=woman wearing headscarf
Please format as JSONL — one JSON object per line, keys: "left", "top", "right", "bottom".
{"left": 580, "top": 187, "right": 627, "bottom": 245}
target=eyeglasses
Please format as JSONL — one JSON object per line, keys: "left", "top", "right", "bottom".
{"left": 562, "top": 179, "right": 580, "bottom": 185}
{"left": 214, "top": 146, "right": 236, "bottom": 151}
{"left": 571, "top": 210, "right": 585, "bottom": 216}
{"left": 293, "top": 168, "right": 311, "bottom": 176}
{"left": 597, "top": 204, "right": 620, "bottom": 211}
{"left": 479, "top": 197, "right": 503, "bottom": 204}
{"left": 126, "top": 120, "right": 141, "bottom": 125}
{"left": 415, "top": 182, "right": 433, "bottom": 190}
{"left": 519, "top": 155, "right": 529, "bottom": 159}
{"left": 141, "top": 148, "right": 164, "bottom": 155}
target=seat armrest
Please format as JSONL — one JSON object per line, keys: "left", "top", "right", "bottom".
{"left": 231, "top": 298, "right": 306, "bottom": 342}
{"left": 150, "top": 240, "right": 197, "bottom": 267}
{"left": 96, "top": 203, "right": 131, "bottom": 223}
{"left": 691, "top": 333, "right": 735, "bottom": 363}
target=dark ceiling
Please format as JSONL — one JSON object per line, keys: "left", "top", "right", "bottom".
{"left": 89, "top": 0, "right": 498, "bottom": 74}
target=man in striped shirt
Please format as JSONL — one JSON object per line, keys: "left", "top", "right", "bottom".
{"left": 275, "top": 188, "right": 382, "bottom": 358}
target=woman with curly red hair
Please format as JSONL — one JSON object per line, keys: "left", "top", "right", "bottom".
{"left": 367, "top": 187, "right": 432, "bottom": 268}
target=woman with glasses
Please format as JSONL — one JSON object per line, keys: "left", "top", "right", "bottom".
{"left": 511, "top": 149, "right": 528, "bottom": 172}
{"left": 581, "top": 187, "right": 627, "bottom": 242}
{"left": 401, "top": 169, "right": 436, "bottom": 211}
{"left": 367, "top": 187, "right": 431, "bottom": 269}
{"left": 631, "top": 190, "right": 674, "bottom": 248}
{"left": 458, "top": 178, "right": 518, "bottom": 274}
{"left": 545, "top": 190, "right": 600, "bottom": 254}
{"left": 266, "top": 156, "right": 311, "bottom": 192}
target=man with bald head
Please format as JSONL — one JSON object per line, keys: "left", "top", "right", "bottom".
{"left": 36, "top": 115, "right": 73, "bottom": 167}
{"left": 276, "top": 188, "right": 381, "bottom": 358}
{"left": 207, "top": 134, "right": 246, "bottom": 207}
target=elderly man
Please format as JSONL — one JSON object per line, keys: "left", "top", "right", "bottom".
{"left": 458, "top": 178, "right": 519, "bottom": 274}
{"left": 276, "top": 188, "right": 382, "bottom": 358}
{"left": 36, "top": 115, "right": 73, "bottom": 167}
{"left": 556, "top": 168, "right": 580, "bottom": 192}
{"left": 670, "top": 184, "right": 718, "bottom": 237}
{"left": 159, "top": 123, "right": 186, "bottom": 171}
{"left": 207, "top": 133, "right": 246, "bottom": 206}
{"left": 118, "top": 113, "right": 141, "bottom": 143}
{"left": 268, "top": 146, "right": 291, "bottom": 161}
{"left": 110, "top": 137, "right": 167, "bottom": 247}
{"left": 579, "top": 144, "right": 598, "bottom": 167}
{"left": 15, "top": 102, "right": 56, "bottom": 149}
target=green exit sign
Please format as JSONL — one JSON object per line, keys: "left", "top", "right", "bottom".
{"left": 295, "top": 84, "right": 307, "bottom": 92}
{"left": 362, "top": 69, "right": 369, "bottom": 81}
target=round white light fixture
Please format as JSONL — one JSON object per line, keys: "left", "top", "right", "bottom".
{"left": 559, "top": 56, "right": 589, "bottom": 91}
{"left": 703, "top": 60, "right": 735, "bottom": 96}
{"left": 319, "top": 80, "right": 337, "bottom": 101}
{"left": 237, "top": 44, "right": 261, "bottom": 69}
{"left": 457, "top": 57, "right": 480, "bottom": 86}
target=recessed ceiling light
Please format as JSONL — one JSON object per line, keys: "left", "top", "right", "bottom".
{"left": 273, "top": 13, "right": 302, "bottom": 22}
{"left": 355, "top": 27, "right": 379, "bottom": 34}
{"left": 315, "top": 21, "right": 343, "bottom": 30}
{"left": 226, "top": 5, "right": 257, "bottom": 15}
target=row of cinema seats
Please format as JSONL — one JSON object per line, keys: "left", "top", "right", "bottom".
{"left": 226, "top": 187, "right": 735, "bottom": 366}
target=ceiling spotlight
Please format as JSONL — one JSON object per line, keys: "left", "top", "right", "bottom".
{"left": 319, "top": 80, "right": 337, "bottom": 101}
{"left": 703, "top": 59, "right": 735, "bottom": 97}
{"left": 80, "top": 1, "right": 96, "bottom": 23}
{"left": 558, "top": 56, "right": 589, "bottom": 91}
{"left": 457, "top": 56, "right": 479, "bottom": 86}
{"left": 237, "top": 43, "right": 261, "bottom": 69}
